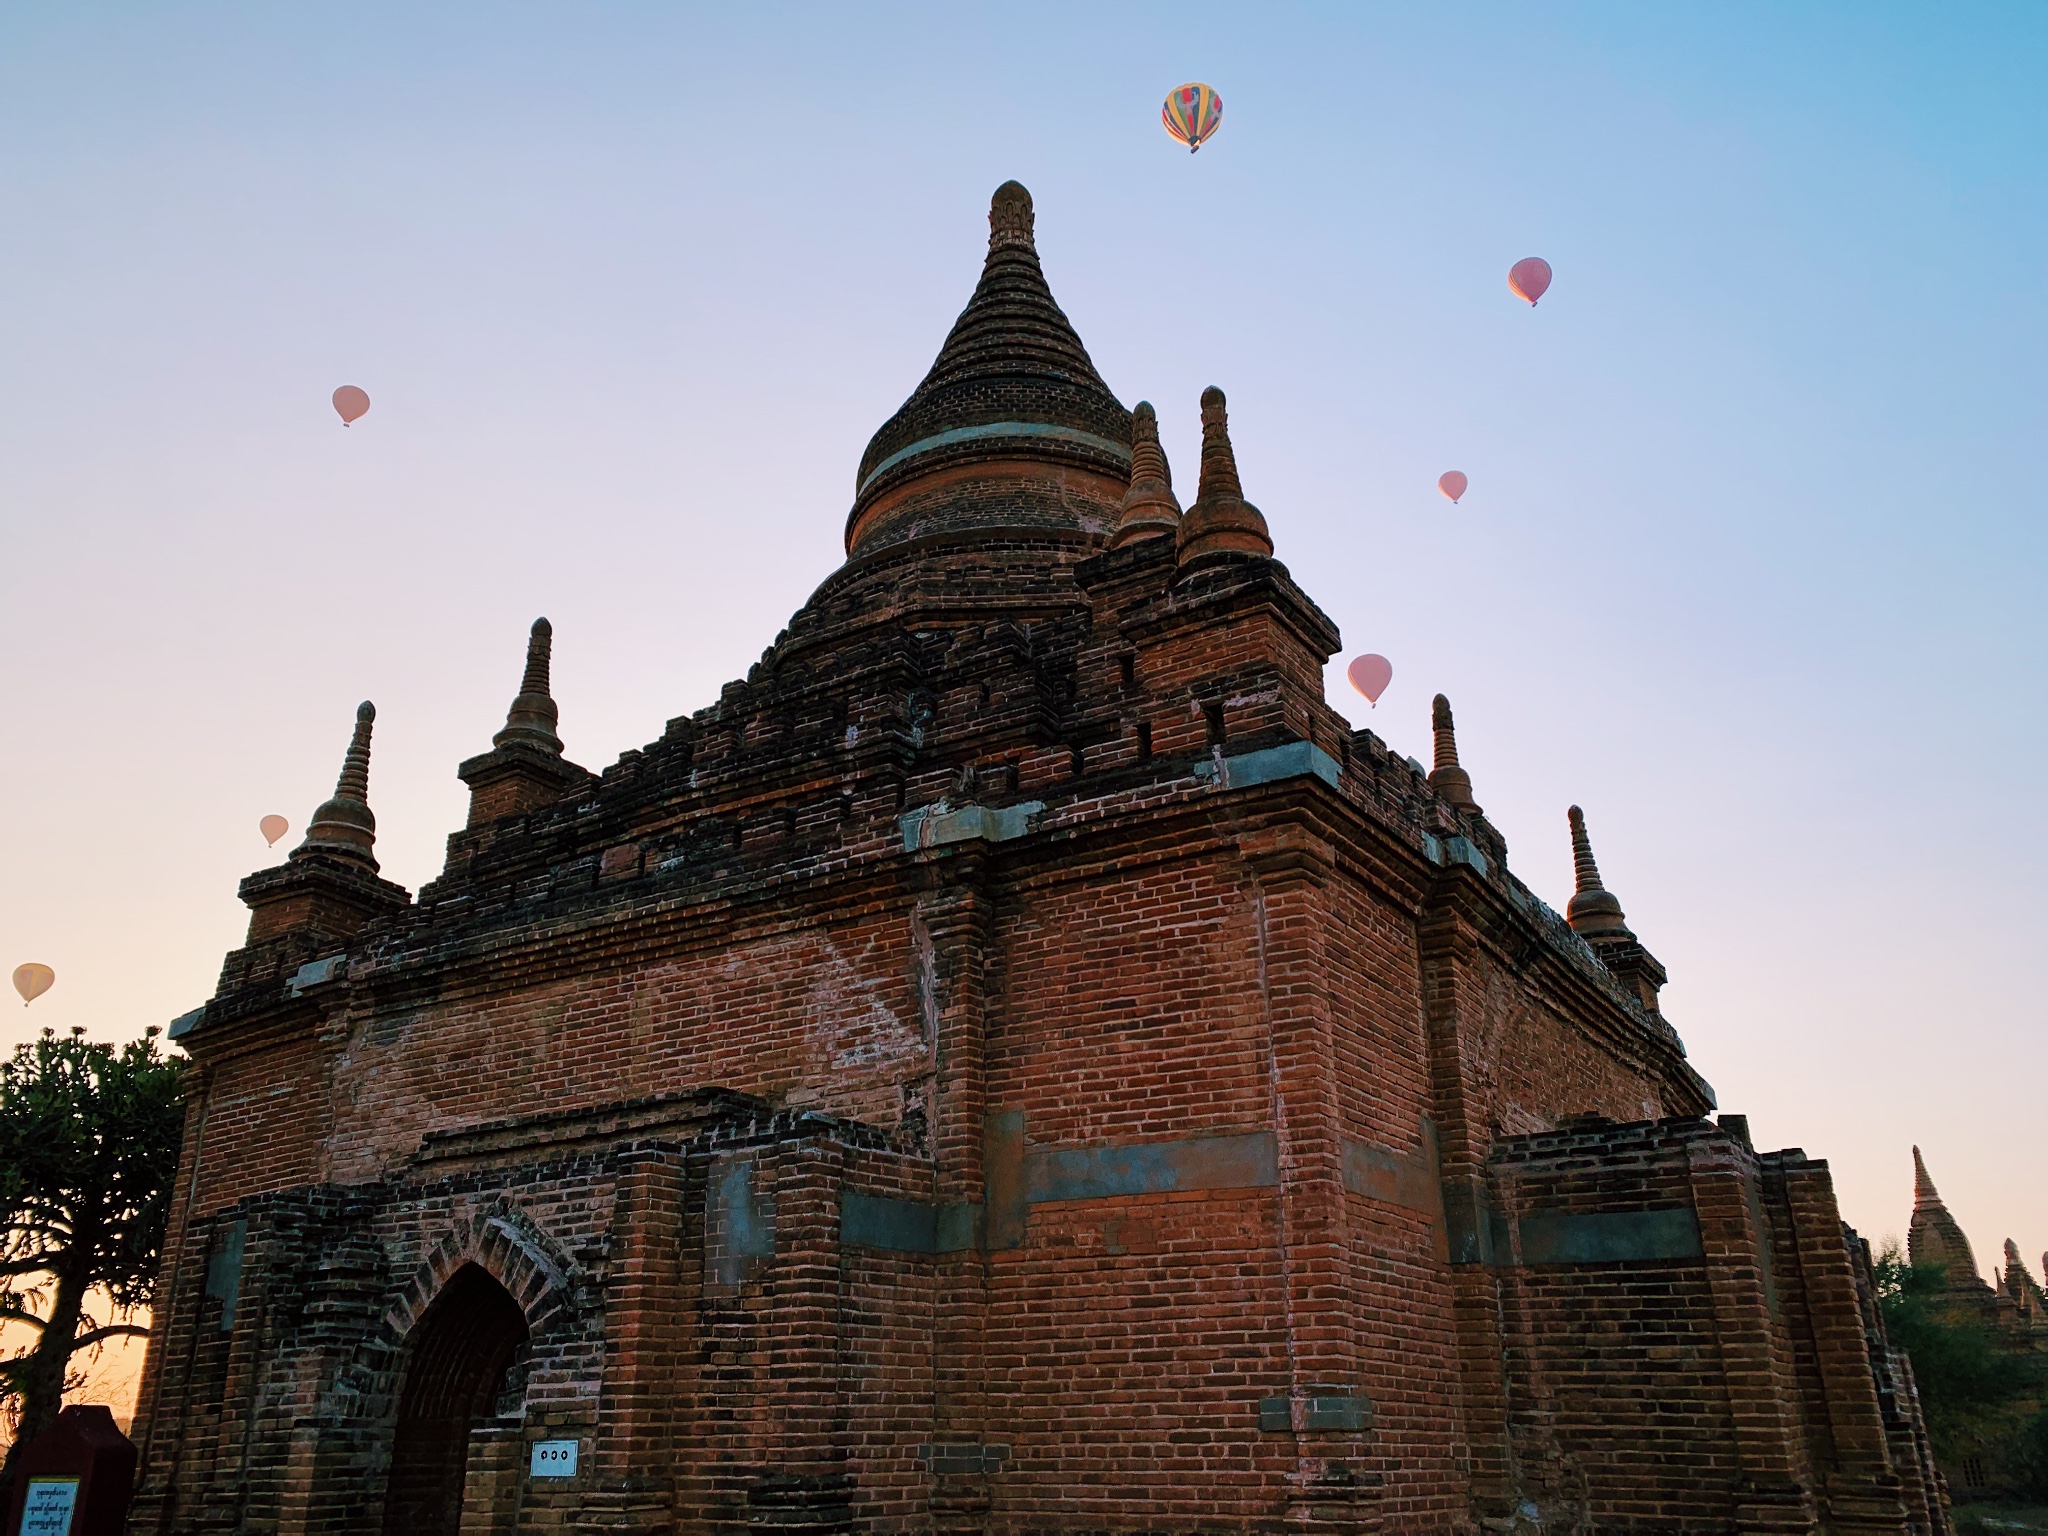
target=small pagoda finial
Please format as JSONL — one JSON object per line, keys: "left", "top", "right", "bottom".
{"left": 493, "top": 617, "right": 564, "bottom": 755}
{"left": 1427, "top": 694, "right": 1479, "bottom": 812}
{"left": 294, "top": 701, "right": 380, "bottom": 872}
{"left": 1432, "top": 695, "right": 1460, "bottom": 768}
{"left": 1176, "top": 386, "right": 1273, "bottom": 565}
{"left": 989, "top": 181, "right": 1035, "bottom": 253}
{"left": 335, "top": 700, "right": 373, "bottom": 801}
{"left": 1111, "top": 401, "right": 1181, "bottom": 548}
{"left": 1197, "top": 386, "right": 1243, "bottom": 502}
{"left": 1569, "top": 804, "right": 1604, "bottom": 892}
{"left": 1564, "top": 805, "right": 1632, "bottom": 940}
{"left": 2006, "top": 1238, "right": 2024, "bottom": 1269}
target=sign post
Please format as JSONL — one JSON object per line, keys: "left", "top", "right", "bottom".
{"left": 2, "top": 1407, "right": 135, "bottom": 1536}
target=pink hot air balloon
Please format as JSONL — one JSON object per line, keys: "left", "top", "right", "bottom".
{"left": 260, "top": 814, "right": 290, "bottom": 846}
{"left": 1438, "top": 471, "right": 1468, "bottom": 504}
{"left": 13, "top": 963, "right": 54, "bottom": 1007}
{"left": 332, "top": 385, "right": 371, "bottom": 426}
{"left": 1346, "top": 654, "right": 1393, "bottom": 708}
{"left": 1508, "top": 257, "right": 1552, "bottom": 306}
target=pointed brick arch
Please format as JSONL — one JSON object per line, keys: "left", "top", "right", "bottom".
{"left": 374, "top": 1209, "right": 580, "bottom": 1536}
{"left": 380, "top": 1207, "right": 576, "bottom": 1350}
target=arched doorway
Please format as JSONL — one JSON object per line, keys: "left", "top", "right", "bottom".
{"left": 382, "top": 1262, "right": 531, "bottom": 1536}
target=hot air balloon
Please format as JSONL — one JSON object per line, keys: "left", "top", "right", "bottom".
{"left": 1162, "top": 83, "right": 1223, "bottom": 153}
{"left": 1438, "top": 471, "right": 1468, "bottom": 504}
{"left": 260, "top": 814, "right": 290, "bottom": 846}
{"left": 1346, "top": 654, "right": 1393, "bottom": 708}
{"left": 1508, "top": 257, "right": 1552, "bottom": 306}
{"left": 13, "top": 963, "right": 54, "bottom": 1007}
{"left": 332, "top": 385, "right": 371, "bottom": 426}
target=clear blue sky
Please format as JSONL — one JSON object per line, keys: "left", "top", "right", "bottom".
{"left": 1, "top": 3, "right": 2041, "bottom": 1269}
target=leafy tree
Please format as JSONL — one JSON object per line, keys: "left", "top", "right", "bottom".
{"left": 1875, "top": 1242, "right": 2048, "bottom": 1497}
{"left": 0, "top": 1025, "right": 185, "bottom": 1497}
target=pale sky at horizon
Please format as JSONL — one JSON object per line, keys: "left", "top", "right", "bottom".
{"left": 2, "top": 0, "right": 2043, "bottom": 1304}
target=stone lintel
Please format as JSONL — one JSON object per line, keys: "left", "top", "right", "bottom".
{"left": 1194, "top": 739, "right": 1342, "bottom": 792}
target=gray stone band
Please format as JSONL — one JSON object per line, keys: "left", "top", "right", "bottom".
{"left": 858, "top": 421, "right": 1131, "bottom": 495}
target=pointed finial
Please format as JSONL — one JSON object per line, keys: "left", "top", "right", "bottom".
{"left": 294, "top": 701, "right": 380, "bottom": 872}
{"left": 1432, "top": 695, "right": 1461, "bottom": 768}
{"left": 1197, "top": 386, "right": 1243, "bottom": 501}
{"left": 1564, "top": 805, "right": 1631, "bottom": 939}
{"left": 493, "top": 617, "right": 564, "bottom": 755}
{"left": 1111, "top": 401, "right": 1181, "bottom": 548}
{"left": 2006, "top": 1238, "right": 2023, "bottom": 1269}
{"left": 1176, "top": 386, "right": 1273, "bottom": 565}
{"left": 1912, "top": 1146, "right": 1942, "bottom": 1209}
{"left": 1426, "top": 694, "right": 1480, "bottom": 812}
{"left": 989, "top": 181, "right": 1035, "bottom": 252}
{"left": 1568, "top": 805, "right": 1604, "bottom": 892}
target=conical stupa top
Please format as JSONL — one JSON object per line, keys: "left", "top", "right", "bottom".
{"left": 1426, "top": 694, "right": 1480, "bottom": 812}
{"left": 1176, "top": 386, "right": 1273, "bottom": 564}
{"left": 851, "top": 182, "right": 1131, "bottom": 533}
{"left": 493, "top": 618, "right": 563, "bottom": 755}
{"left": 1111, "top": 401, "right": 1181, "bottom": 548}
{"left": 1565, "top": 805, "right": 1631, "bottom": 940}
{"left": 1907, "top": 1145, "right": 1981, "bottom": 1284}
{"left": 1912, "top": 1145, "right": 1942, "bottom": 1209}
{"left": 294, "top": 700, "right": 379, "bottom": 873}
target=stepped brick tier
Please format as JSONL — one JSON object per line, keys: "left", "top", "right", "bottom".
{"left": 131, "top": 183, "right": 1949, "bottom": 1535}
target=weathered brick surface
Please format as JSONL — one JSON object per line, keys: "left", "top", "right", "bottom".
{"left": 129, "top": 183, "right": 1944, "bottom": 1535}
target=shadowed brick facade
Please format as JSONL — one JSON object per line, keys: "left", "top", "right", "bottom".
{"left": 129, "top": 182, "right": 1947, "bottom": 1535}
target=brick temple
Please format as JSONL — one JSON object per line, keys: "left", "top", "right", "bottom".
{"left": 131, "top": 182, "right": 1949, "bottom": 1534}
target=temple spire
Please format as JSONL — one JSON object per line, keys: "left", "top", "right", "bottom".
{"left": 1427, "top": 694, "right": 1480, "bottom": 812}
{"left": 1111, "top": 401, "right": 1181, "bottom": 548}
{"left": 1912, "top": 1146, "right": 1942, "bottom": 1210}
{"left": 1176, "top": 386, "right": 1273, "bottom": 566}
{"left": 294, "top": 701, "right": 380, "bottom": 873}
{"left": 458, "top": 620, "right": 589, "bottom": 827}
{"left": 493, "top": 617, "right": 564, "bottom": 755}
{"left": 1907, "top": 1145, "right": 1981, "bottom": 1285}
{"left": 1565, "top": 805, "right": 1632, "bottom": 940}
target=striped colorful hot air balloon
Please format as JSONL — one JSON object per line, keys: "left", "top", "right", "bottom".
{"left": 1162, "top": 83, "right": 1222, "bottom": 154}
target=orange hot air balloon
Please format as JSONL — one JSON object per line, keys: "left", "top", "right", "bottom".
{"left": 260, "top": 814, "right": 290, "bottom": 846}
{"left": 1508, "top": 257, "right": 1552, "bottom": 306}
{"left": 332, "top": 385, "right": 371, "bottom": 426}
{"left": 1438, "top": 471, "right": 1468, "bottom": 504}
{"left": 1346, "top": 654, "right": 1393, "bottom": 707}
{"left": 13, "top": 963, "right": 54, "bottom": 1007}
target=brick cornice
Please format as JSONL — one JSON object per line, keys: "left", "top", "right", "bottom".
{"left": 1118, "top": 557, "right": 1341, "bottom": 662}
